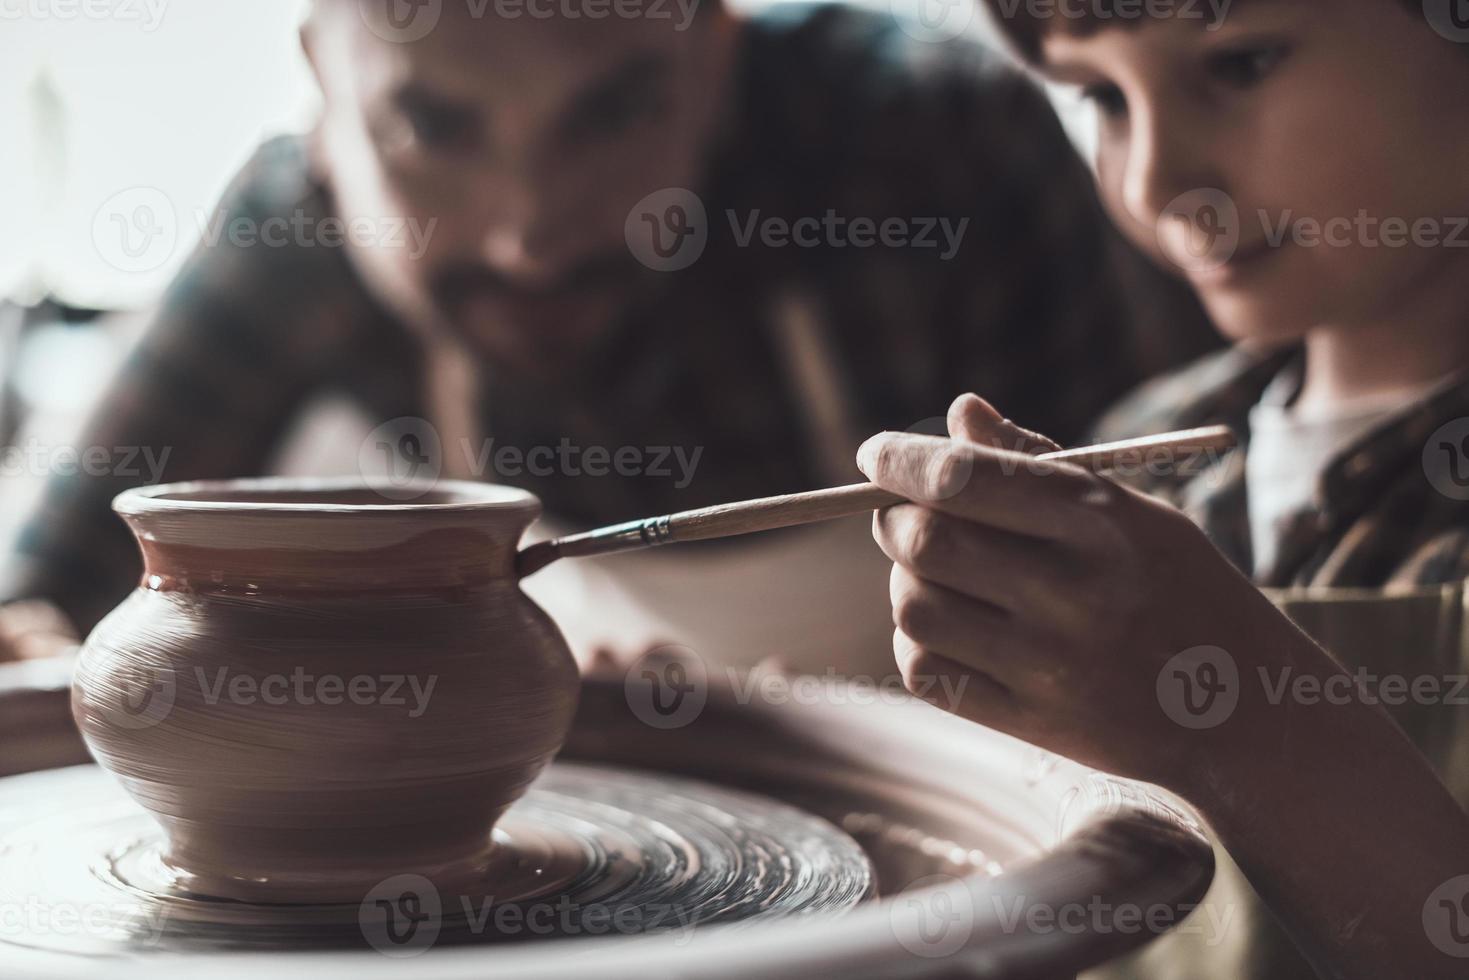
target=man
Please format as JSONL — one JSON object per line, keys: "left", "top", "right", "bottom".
{"left": 0, "top": 0, "right": 1212, "bottom": 655}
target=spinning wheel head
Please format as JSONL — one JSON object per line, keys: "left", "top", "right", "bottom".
{"left": 0, "top": 762, "right": 873, "bottom": 963}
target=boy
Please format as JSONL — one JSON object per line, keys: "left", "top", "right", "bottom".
{"left": 856, "top": 2, "right": 1469, "bottom": 977}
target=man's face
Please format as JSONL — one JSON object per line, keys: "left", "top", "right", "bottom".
{"left": 305, "top": 0, "right": 735, "bottom": 374}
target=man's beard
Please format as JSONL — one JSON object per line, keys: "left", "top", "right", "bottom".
{"left": 426, "top": 250, "right": 647, "bottom": 373}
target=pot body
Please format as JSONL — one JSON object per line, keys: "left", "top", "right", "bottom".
{"left": 71, "top": 480, "right": 579, "bottom": 903}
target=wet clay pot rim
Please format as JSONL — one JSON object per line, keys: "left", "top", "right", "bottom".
{"left": 113, "top": 478, "right": 545, "bottom": 563}
{"left": 113, "top": 477, "right": 540, "bottom": 517}
{"left": 113, "top": 478, "right": 549, "bottom": 591}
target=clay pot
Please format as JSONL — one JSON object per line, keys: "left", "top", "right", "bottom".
{"left": 71, "top": 479, "right": 579, "bottom": 904}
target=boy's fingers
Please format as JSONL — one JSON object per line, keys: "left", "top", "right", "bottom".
{"left": 857, "top": 432, "right": 1101, "bottom": 541}
{"left": 893, "top": 629, "right": 1022, "bottom": 726}
{"left": 889, "top": 564, "right": 1011, "bottom": 650}
{"left": 881, "top": 567, "right": 1057, "bottom": 690}
{"left": 887, "top": 628, "right": 1004, "bottom": 705}
{"left": 947, "top": 394, "right": 1061, "bottom": 455}
{"left": 879, "top": 516, "right": 1083, "bottom": 624}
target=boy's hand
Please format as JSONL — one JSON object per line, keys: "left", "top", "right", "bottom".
{"left": 857, "top": 394, "right": 1292, "bottom": 791}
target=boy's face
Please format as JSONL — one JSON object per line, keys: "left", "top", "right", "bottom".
{"left": 1037, "top": 0, "right": 1469, "bottom": 344}
{"left": 304, "top": 1, "right": 736, "bottom": 374}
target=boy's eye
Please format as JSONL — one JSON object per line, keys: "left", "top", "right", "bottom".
{"left": 1205, "top": 43, "right": 1291, "bottom": 90}
{"left": 1080, "top": 82, "right": 1128, "bottom": 119}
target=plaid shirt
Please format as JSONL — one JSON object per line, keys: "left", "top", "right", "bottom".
{"left": 1094, "top": 345, "right": 1469, "bottom": 588}
{"left": 3, "top": 4, "right": 1215, "bottom": 630}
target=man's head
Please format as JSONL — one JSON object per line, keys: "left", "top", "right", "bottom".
{"left": 303, "top": 0, "right": 737, "bottom": 374}
{"left": 984, "top": 0, "right": 1469, "bottom": 344}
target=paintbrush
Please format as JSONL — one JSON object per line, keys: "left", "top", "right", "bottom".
{"left": 515, "top": 425, "right": 1235, "bottom": 578}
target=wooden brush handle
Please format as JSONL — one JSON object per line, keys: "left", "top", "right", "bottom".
{"left": 515, "top": 425, "right": 1235, "bottom": 576}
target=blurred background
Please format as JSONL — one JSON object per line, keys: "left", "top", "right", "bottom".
{"left": 3, "top": 0, "right": 1088, "bottom": 530}
{"left": 0, "top": 0, "right": 1097, "bottom": 670}
{"left": 2, "top": 0, "right": 323, "bottom": 537}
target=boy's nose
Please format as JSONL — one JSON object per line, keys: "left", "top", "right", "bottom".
{"left": 1118, "top": 105, "right": 1218, "bottom": 230}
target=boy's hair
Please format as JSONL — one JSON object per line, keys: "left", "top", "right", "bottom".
{"left": 980, "top": 0, "right": 1418, "bottom": 63}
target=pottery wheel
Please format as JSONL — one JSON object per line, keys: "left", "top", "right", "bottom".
{"left": 0, "top": 762, "right": 873, "bottom": 959}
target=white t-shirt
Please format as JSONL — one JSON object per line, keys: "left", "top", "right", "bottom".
{"left": 1245, "top": 375, "right": 1441, "bottom": 576}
